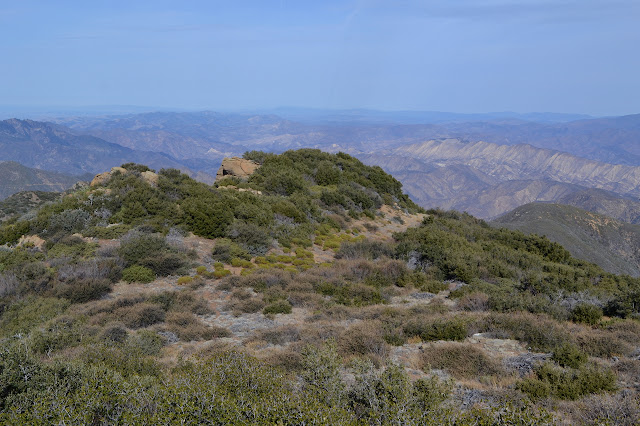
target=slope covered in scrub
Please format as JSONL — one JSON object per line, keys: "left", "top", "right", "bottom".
{"left": 0, "top": 149, "right": 638, "bottom": 424}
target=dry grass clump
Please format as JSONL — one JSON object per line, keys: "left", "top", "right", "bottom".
{"left": 164, "top": 311, "right": 230, "bottom": 341}
{"left": 114, "top": 303, "right": 166, "bottom": 329}
{"left": 338, "top": 321, "right": 389, "bottom": 361}
{"left": 457, "top": 292, "right": 489, "bottom": 311}
{"left": 249, "top": 325, "right": 301, "bottom": 346}
{"left": 614, "top": 359, "right": 640, "bottom": 383}
{"left": 604, "top": 320, "right": 640, "bottom": 345}
{"left": 263, "top": 348, "right": 304, "bottom": 371}
{"left": 420, "top": 342, "right": 505, "bottom": 380}
{"left": 562, "top": 392, "right": 640, "bottom": 426}
{"left": 148, "top": 290, "right": 213, "bottom": 315}
{"left": 225, "top": 289, "right": 265, "bottom": 315}
{"left": 573, "top": 327, "right": 634, "bottom": 358}
{"left": 476, "top": 312, "right": 570, "bottom": 352}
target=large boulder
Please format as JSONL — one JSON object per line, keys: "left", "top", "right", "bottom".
{"left": 90, "top": 166, "right": 127, "bottom": 187}
{"left": 216, "top": 157, "right": 259, "bottom": 181}
{"left": 141, "top": 170, "right": 159, "bottom": 187}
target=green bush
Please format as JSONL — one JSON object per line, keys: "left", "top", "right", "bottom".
{"left": 118, "top": 234, "right": 169, "bottom": 266}
{"left": 121, "top": 265, "right": 155, "bottom": 283}
{"left": 227, "top": 221, "right": 272, "bottom": 255}
{"left": 552, "top": 343, "right": 587, "bottom": 369}
{"left": 212, "top": 238, "right": 251, "bottom": 263}
{"left": 518, "top": 362, "right": 616, "bottom": 400}
{"left": 571, "top": 303, "right": 603, "bottom": 325}
{"left": 0, "top": 296, "right": 69, "bottom": 338}
{"left": 403, "top": 317, "right": 467, "bottom": 342}
{"left": 263, "top": 300, "right": 292, "bottom": 315}
{"left": 177, "top": 276, "right": 194, "bottom": 285}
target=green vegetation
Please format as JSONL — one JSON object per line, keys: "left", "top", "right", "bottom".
{"left": 122, "top": 265, "right": 155, "bottom": 283}
{"left": 0, "top": 151, "right": 637, "bottom": 423}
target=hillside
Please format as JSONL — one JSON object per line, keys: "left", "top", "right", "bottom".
{"left": 0, "top": 161, "right": 86, "bottom": 200}
{"left": 556, "top": 188, "right": 640, "bottom": 224}
{"left": 492, "top": 203, "right": 640, "bottom": 276}
{"left": 0, "top": 190, "right": 63, "bottom": 221}
{"left": 0, "top": 150, "right": 638, "bottom": 424}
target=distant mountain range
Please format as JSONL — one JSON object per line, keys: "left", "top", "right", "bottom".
{"left": 361, "top": 138, "right": 640, "bottom": 219}
{"left": 0, "top": 161, "right": 86, "bottom": 200}
{"left": 55, "top": 111, "right": 640, "bottom": 167}
{"left": 2, "top": 111, "right": 639, "bottom": 225}
{"left": 0, "top": 119, "right": 217, "bottom": 183}
{"left": 492, "top": 203, "right": 640, "bottom": 277}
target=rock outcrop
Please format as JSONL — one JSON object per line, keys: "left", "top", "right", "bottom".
{"left": 216, "top": 157, "right": 259, "bottom": 181}
{"left": 90, "top": 167, "right": 159, "bottom": 187}
{"left": 141, "top": 170, "right": 159, "bottom": 187}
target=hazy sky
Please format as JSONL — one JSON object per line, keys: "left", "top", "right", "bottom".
{"left": 1, "top": 0, "right": 639, "bottom": 115}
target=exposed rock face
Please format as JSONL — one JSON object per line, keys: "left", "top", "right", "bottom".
{"left": 90, "top": 172, "right": 112, "bottom": 187}
{"left": 216, "top": 157, "right": 259, "bottom": 181}
{"left": 90, "top": 167, "right": 158, "bottom": 187}
{"left": 141, "top": 170, "right": 159, "bottom": 187}
{"left": 361, "top": 138, "right": 640, "bottom": 220}
{"left": 394, "top": 139, "right": 640, "bottom": 196}
{"left": 90, "top": 167, "right": 125, "bottom": 187}
{"left": 18, "top": 234, "right": 46, "bottom": 250}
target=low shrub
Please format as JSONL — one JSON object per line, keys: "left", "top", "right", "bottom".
{"left": 121, "top": 265, "right": 155, "bottom": 283}
{"left": 573, "top": 328, "right": 634, "bottom": 357}
{"left": 141, "top": 252, "right": 187, "bottom": 276}
{"left": 263, "top": 300, "right": 292, "bottom": 315}
{"left": 213, "top": 269, "right": 231, "bottom": 278}
{"left": 518, "top": 362, "right": 616, "bottom": 400}
{"left": 477, "top": 312, "right": 570, "bottom": 352}
{"left": 30, "top": 315, "right": 88, "bottom": 354}
{"left": 212, "top": 238, "right": 251, "bottom": 263}
{"left": 129, "top": 330, "right": 165, "bottom": 355}
{"left": 420, "top": 342, "right": 504, "bottom": 379}
{"left": 571, "top": 303, "right": 603, "bottom": 325}
{"left": 403, "top": 317, "right": 468, "bottom": 342}
{"left": 147, "top": 290, "right": 212, "bottom": 315}
{"left": 552, "top": 343, "right": 587, "bottom": 369}
{"left": 177, "top": 276, "right": 193, "bottom": 285}
{"left": 54, "top": 278, "right": 112, "bottom": 303}
{"left": 114, "top": 303, "right": 165, "bottom": 328}
{"left": 253, "top": 325, "right": 300, "bottom": 345}
{"left": 165, "top": 311, "right": 228, "bottom": 341}
{"left": 338, "top": 321, "right": 388, "bottom": 359}
{"left": 457, "top": 292, "right": 489, "bottom": 311}
{"left": 0, "top": 296, "right": 70, "bottom": 338}
{"left": 99, "top": 323, "right": 128, "bottom": 344}
{"left": 225, "top": 294, "right": 265, "bottom": 315}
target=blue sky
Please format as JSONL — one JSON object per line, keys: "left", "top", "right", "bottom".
{"left": 1, "top": 0, "right": 638, "bottom": 115}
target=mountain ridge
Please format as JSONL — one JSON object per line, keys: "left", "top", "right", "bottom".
{"left": 0, "top": 161, "right": 87, "bottom": 200}
{"left": 492, "top": 202, "right": 640, "bottom": 276}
